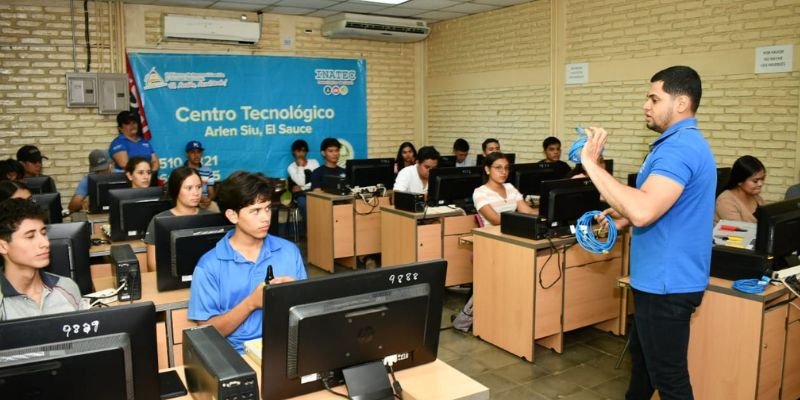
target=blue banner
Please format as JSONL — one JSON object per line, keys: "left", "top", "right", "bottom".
{"left": 128, "top": 53, "right": 367, "bottom": 182}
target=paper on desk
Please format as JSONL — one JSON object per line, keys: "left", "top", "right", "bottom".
{"left": 244, "top": 338, "right": 262, "bottom": 366}
{"left": 713, "top": 219, "right": 756, "bottom": 250}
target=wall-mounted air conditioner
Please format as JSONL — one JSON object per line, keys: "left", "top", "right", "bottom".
{"left": 322, "top": 13, "right": 430, "bottom": 43}
{"left": 163, "top": 14, "right": 261, "bottom": 44}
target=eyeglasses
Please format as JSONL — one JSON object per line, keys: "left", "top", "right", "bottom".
{"left": 491, "top": 165, "right": 510, "bottom": 171}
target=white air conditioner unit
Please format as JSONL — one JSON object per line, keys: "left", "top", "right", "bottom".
{"left": 322, "top": 13, "right": 430, "bottom": 43}
{"left": 163, "top": 14, "right": 261, "bottom": 44}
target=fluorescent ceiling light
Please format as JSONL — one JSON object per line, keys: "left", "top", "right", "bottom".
{"left": 358, "top": 0, "right": 409, "bottom": 4}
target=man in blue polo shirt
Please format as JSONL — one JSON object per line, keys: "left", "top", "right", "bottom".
{"left": 579, "top": 66, "right": 715, "bottom": 399}
{"left": 188, "top": 171, "right": 307, "bottom": 353}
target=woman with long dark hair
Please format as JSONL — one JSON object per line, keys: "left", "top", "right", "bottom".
{"left": 394, "top": 142, "right": 417, "bottom": 174}
{"left": 714, "top": 155, "right": 766, "bottom": 224}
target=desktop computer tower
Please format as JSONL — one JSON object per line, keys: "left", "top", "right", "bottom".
{"left": 500, "top": 212, "right": 549, "bottom": 240}
{"left": 110, "top": 244, "right": 142, "bottom": 301}
{"left": 183, "top": 326, "right": 259, "bottom": 400}
{"left": 394, "top": 191, "right": 425, "bottom": 213}
{"left": 710, "top": 245, "right": 772, "bottom": 281}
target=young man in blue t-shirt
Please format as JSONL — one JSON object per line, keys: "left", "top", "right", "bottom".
{"left": 579, "top": 66, "right": 716, "bottom": 399}
{"left": 188, "top": 171, "right": 307, "bottom": 353}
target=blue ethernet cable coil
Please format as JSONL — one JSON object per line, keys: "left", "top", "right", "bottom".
{"left": 576, "top": 210, "right": 617, "bottom": 254}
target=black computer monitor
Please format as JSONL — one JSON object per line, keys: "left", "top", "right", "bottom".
{"left": 153, "top": 213, "right": 233, "bottom": 292}
{"left": 262, "top": 260, "right": 446, "bottom": 400}
{"left": 0, "top": 302, "right": 160, "bottom": 400}
{"left": 510, "top": 162, "right": 567, "bottom": 196}
{"left": 627, "top": 173, "right": 638, "bottom": 188}
{"left": 427, "top": 166, "right": 483, "bottom": 208}
{"left": 88, "top": 172, "right": 130, "bottom": 213}
{"left": 46, "top": 221, "right": 92, "bottom": 295}
{"left": 345, "top": 158, "right": 394, "bottom": 189}
{"left": 754, "top": 198, "right": 800, "bottom": 267}
{"left": 716, "top": 167, "right": 731, "bottom": 197}
{"left": 108, "top": 187, "right": 171, "bottom": 242}
{"left": 604, "top": 159, "right": 614, "bottom": 175}
{"left": 22, "top": 175, "right": 57, "bottom": 194}
{"left": 32, "top": 192, "right": 63, "bottom": 224}
{"left": 539, "top": 178, "right": 601, "bottom": 230}
{"left": 437, "top": 155, "right": 456, "bottom": 168}
{"left": 476, "top": 152, "right": 515, "bottom": 166}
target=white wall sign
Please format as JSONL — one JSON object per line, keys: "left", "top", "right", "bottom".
{"left": 566, "top": 63, "right": 589, "bottom": 84}
{"left": 755, "top": 44, "right": 793, "bottom": 74}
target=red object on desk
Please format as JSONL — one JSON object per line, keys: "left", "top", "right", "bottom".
{"left": 719, "top": 225, "right": 747, "bottom": 232}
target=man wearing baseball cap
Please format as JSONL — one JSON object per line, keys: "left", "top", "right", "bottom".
{"left": 16, "top": 145, "right": 48, "bottom": 178}
{"left": 68, "top": 150, "right": 111, "bottom": 212}
{"left": 184, "top": 140, "right": 216, "bottom": 210}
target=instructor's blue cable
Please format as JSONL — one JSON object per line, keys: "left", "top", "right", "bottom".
{"left": 576, "top": 211, "right": 617, "bottom": 254}
{"left": 732, "top": 279, "right": 767, "bottom": 294}
{"left": 568, "top": 126, "right": 586, "bottom": 164}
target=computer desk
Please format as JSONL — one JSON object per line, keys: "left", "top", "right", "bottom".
{"left": 380, "top": 205, "right": 477, "bottom": 287}
{"left": 306, "top": 191, "right": 390, "bottom": 272}
{"left": 618, "top": 275, "right": 800, "bottom": 400}
{"left": 471, "top": 225, "right": 625, "bottom": 362}
{"left": 167, "top": 357, "right": 490, "bottom": 400}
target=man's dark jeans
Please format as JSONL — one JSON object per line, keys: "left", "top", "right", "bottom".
{"left": 626, "top": 289, "right": 704, "bottom": 400}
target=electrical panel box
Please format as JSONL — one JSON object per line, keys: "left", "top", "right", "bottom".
{"left": 66, "top": 72, "right": 97, "bottom": 107}
{"left": 97, "top": 73, "right": 130, "bottom": 115}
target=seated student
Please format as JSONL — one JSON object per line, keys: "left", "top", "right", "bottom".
{"left": 287, "top": 139, "right": 318, "bottom": 234}
{"left": 786, "top": 178, "right": 800, "bottom": 200}
{"left": 394, "top": 142, "right": 417, "bottom": 174}
{"left": 188, "top": 171, "right": 307, "bottom": 353}
{"left": 310, "top": 137, "right": 345, "bottom": 191}
{"left": 16, "top": 145, "right": 49, "bottom": 178}
{"left": 453, "top": 138, "right": 475, "bottom": 167}
{"left": 68, "top": 150, "right": 112, "bottom": 213}
{"left": 0, "top": 198, "right": 85, "bottom": 320}
{"left": 715, "top": 155, "right": 766, "bottom": 224}
{"left": 184, "top": 140, "right": 217, "bottom": 211}
{"left": 482, "top": 138, "right": 501, "bottom": 156}
{"left": 0, "top": 158, "right": 24, "bottom": 181}
{"left": 144, "top": 167, "right": 213, "bottom": 272}
{"left": 473, "top": 151, "right": 536, "bottom": 226}
{"left": 540, "top": 136, "right": 571, "bottom": 176}
{"left": 394, "top": 146, "right": 439, "bottom": 194}
{"left": 125, "top": 156, "right": 152, "bottom": 189}
{"left": 0, "top": 180, "right": 32, "bottom": 202}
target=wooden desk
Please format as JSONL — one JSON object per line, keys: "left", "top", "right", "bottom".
{"left": 168, "top": 358, "right": 489, "bottom": 399}
{"left": 380, "top": 206, "right": 476, "bottom": 286}
{"left": 619, "top": 276, "right": 800, "bottom": 400}
{"left": 471, "top": 225, "right": 624, "bottom": 361}
{"left": 93, "top": 272, "right": 192, "bottom": 369}
{"left": 307, "top": 191, "right": 389, "bottom": 272}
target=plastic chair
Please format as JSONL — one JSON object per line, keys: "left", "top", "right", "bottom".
{"left": 279, "top": 190, "right": 301, "bottom": 242}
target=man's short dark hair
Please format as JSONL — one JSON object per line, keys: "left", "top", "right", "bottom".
{"left": 482, "top": 138, "right": 499, "bottom": 152}
{"left": 651, "top": 66, "right": 702, "bottom": 113}
{"left": 416, "top": 146, "right": 440, "bottom": 163}
{"left": 542, "top": 136, "right": 561, "bottom": 150}
{"left": 0, "top": 198, "right": 47, "bottom": 242}
{"left": 453, "top": 138, "right": 470, "bottom": 152}
{"left": 320, "top": 137, "right": 341, "bottom": 152}
{"left": 216, "top": 171, "right": 273, "bottom": 214}
{"left": 291, "top": 139, "right": 309, "bottom": 152}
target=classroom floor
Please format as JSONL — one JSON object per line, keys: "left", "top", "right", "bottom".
{"left": 291, "top": 231, "right": 633, "bottom": 400}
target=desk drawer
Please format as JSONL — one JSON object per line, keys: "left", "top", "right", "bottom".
{"left": 443, "top": 214, "right": 478, "bottom": 236}
{"left": 333, "top": 204, "right": 355, "bottom": 258}
{"left": 565, "top": 241, "right": 622, "bottom": 267}
{"left": 417, "top": 223, "right": 442, "bottom": 261}
{"left": 789, "top": 298, "right": 800, "bottom": 323}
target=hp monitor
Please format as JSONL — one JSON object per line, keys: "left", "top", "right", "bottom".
{"left": 88, "top": 172, "right": 129, "bottom": 213}
{"left": 22, "top": 175, "right": 57, "bottom": 194}
{"left": 754, "top": 198, "right": 800, "bottom": 268}
{"left": 46, "top": 221, "right": 92, "bottom": 295}
{"left": 346, "top": 158, "right": 394, "bottom": 189}
{"left": 539, "top": 178, "right": 600, "bottom": 231}
{"left": 427, "top": 166, "right": 483, "bottom": 209}
{"left": 108, "top": 187, "right": 171, "bottom": 242}
{"left": 32, "top": 192, "right": 63, "bottom": 224}
{"left": 510, "top": 162, "right": 567, "bottom": 196}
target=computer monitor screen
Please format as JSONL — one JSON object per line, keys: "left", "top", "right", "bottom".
{"left": 510, "top": 162, "right": 567, "bottom": 196}
{"left": 627, "top": 173, "right": 638, "bottom": 188}
{"left": 88, "top": 172, "right": 129, "bottom": 213}
{"left": 539, "top": 178, "right": 600, "bottom": 228}
{"left": 108, "top": 187, "right": 171, "bottom": 242}
{"left": 437, "top": 156, "right": 456, "bottom": 168}
{"left": 716, "top": 167, "right": 731, "bottom": 197}
{"left": 261, "top": 260, "right": 446, "bottom": 400}
{"left": 22, "top": 175, "right": 57, "bottom": 194}
{"left": 346, "top": 158, "right": 394, "bottom": 189}
{"left": 754, "top": 198, "right": 800, "bottom": 264}
{"left": 153, "top": 213, "right": 233, "bottom": 292}
{"left": 427, "top": 166, "right": 483, "bottom": 208}
{"left": 32, "top": 192, "right": 63, "bottom": 224}
{"left": 476, "top": 152, "right": 515, "bottom": 166}
{"left": 604, "top": 159, "right": 614, "bottom": 175}
{"left": 46, "top": 221, "right": 92, "bottom": 295}
{"left": 0, "top": 302, "right": 159, "bottom": 400}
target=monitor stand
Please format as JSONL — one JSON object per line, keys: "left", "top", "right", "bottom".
{"left": 342, "top": 360, "right": 394, "bottom": 400}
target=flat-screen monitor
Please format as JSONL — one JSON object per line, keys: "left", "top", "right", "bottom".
{"left": 46, "top": 221, "right": 92, "bottom": 295}
{"left": 88, "top": 172, "right": 129, "bottom": 213}
{"left": 262, "top": 260, "right": 447, "bottom": 400}
{"left": 108, "top": 187, "right": 171, "bottom": 242}
{"left": 0, "top": 302, "right": 160, "bottom": 400}
{"left": 539, "top": 178, "right": 601, "bottom": 230}
{"left": 153, "top": 213, "right": 233, "bottom": 292}
{"left": 22, "top": 175, "right": 57, "bottom": 194}
{"left": 345, "top": 158, "right": 394, "bottom": 189}
{"left": 510, "top": 162, "right": 567, "bottom": 196}
{"left": 716, "top": 167, "right": 731, "bottom": 197}
{"left": 437, "top": 156, "right": 456, "bottom": 168}
{"left": 427, "top": 166, "right": 483, "bottom": 208}
{"left": 476, "top": 152, "right": 515, "bottom": 166}
{"left": 32, "top": 192, "right": 63, "bottom": 224}
{"left": 754, "top": 198, "right": 800, "bottom": 266}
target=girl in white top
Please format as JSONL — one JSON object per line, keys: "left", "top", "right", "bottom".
{"left": 287, "top": 139, "right": 319, "bottom": 191}
{"left": 473, "top": 151, "right": 536, "bottom": 226}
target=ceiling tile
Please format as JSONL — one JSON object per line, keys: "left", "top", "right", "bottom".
{"left": 473, "top": 0, "right": 529, "bottom": 6}
{"left": 276, "top": 0, "right": 339, "bottom": 8}
{"left": 326, "top": 2, "right": 388, "bottom": 13}
{"left": 307, "top": 9, "right": 341, "bottom": 17}
{"left": 209, "top": 2, "right": 271, "bottom": 11}
{"left": 210, "top": 0, "right": 280, "bottom": 4}
{"left": 375, "top": 7, "right": 427, "bottom": 17}
{"left": 415, "top": 10, "right": 466, "bottom": 19}
{"left": 441, "top": 2, "right": 496, "bottom": 13}
{"left": 267, "top": 6, "right": 318, "bottom": 14}
{"left": 396, "top": 0, "right": 459, "bottom": 11}
{"left": 157, "top": 0, "right": 217, "bottom": 6}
